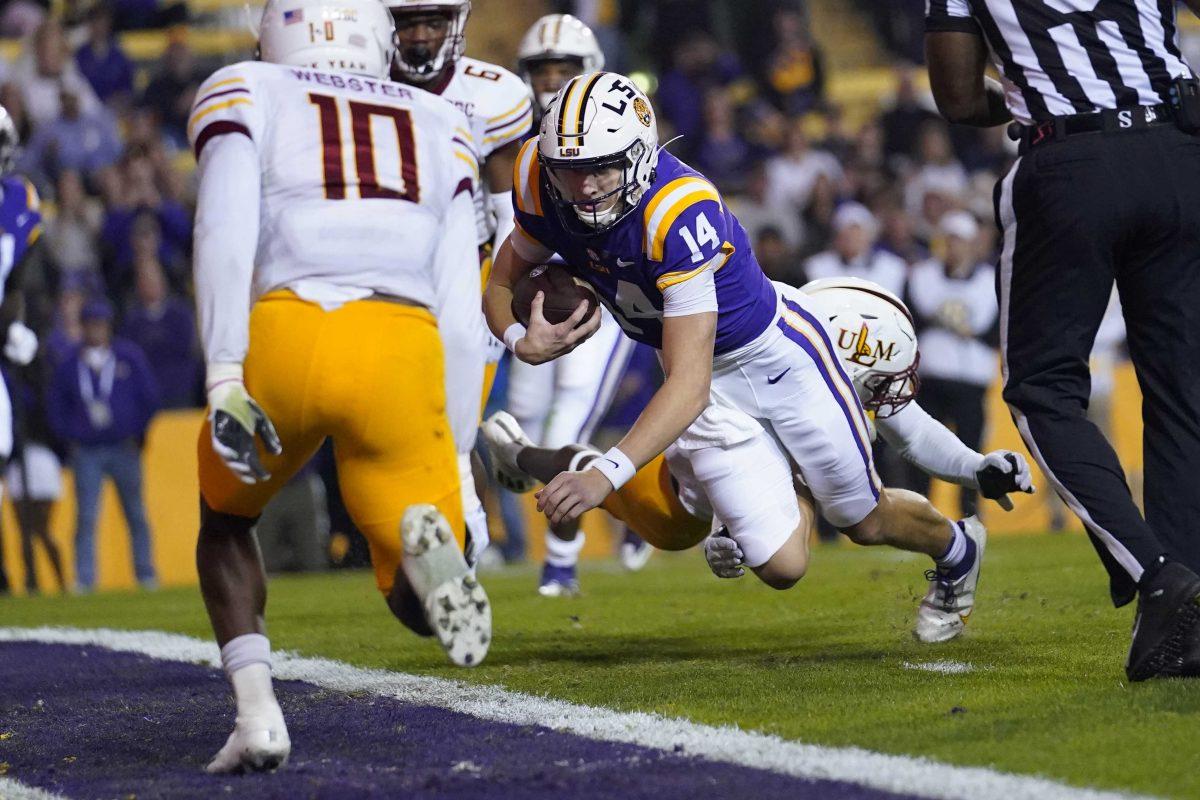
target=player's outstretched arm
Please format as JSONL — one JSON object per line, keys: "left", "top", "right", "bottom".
{"left": 193, "top": 133, "right": 281, "bottom": 483}
{"left": 877, "top": 400, "right": 1034, "bottom": 510}
{"left": 537, "top": 311, "right": 715, "bottom": 527}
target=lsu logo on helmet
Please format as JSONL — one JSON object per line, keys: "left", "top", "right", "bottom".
{"left": 633, "top": 97, "right": 651, "bottom": 127}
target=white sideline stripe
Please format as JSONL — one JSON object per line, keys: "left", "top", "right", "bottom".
{"left": 0, "top": 627, "right": 1158, "bottom": 800}
{"left": 0, "top": 778, "right": 70, "bottom": 800}
{"left": 901, "top": 660, "right": 977, "bottom": 675}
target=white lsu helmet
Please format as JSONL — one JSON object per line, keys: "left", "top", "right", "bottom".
{"left": 385, "top": 0, "right": 470, "bottom": 81}
{"left": 258, "top": 0, "right": 395, "bottom": 79}
{"left": 517, "top": 14, "right": 605, "bottom": 114}
{"left": 539, "top": 71, "right": 658, "bottom": 234}
{"left": 801, "top": 276, "right": 920, "bottom": 418}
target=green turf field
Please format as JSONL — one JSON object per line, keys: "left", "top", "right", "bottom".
{"left": 3, "top": 532, "right": 1197, "bottom": 799}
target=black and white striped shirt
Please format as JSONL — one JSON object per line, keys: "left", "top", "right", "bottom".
{"left": 926, "top": 0, "right": 1193, "bottom": 124}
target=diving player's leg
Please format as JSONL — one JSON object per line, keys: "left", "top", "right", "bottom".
{"left": 331, "top": 302, "right": 490, "bottom": 667}
{"left": 680, "top": 429, "right": 813, "bottom": 590}
{"left": 766, "top": 303, "right": 982, "bottom": 642}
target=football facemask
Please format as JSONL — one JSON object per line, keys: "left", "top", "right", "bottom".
{"left": 537, "top": 72, "right": 659, "bottom": 236}
{"left": 861, "top": 354, "right": 921, "bottom": 419}
{"left": 542, "top": 144, "right": 647, "bottom": 234}
{"left": 386, "top": 0, "right": 469, "bottom": 81}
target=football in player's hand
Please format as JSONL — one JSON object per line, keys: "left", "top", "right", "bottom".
{"left": 511, "top": 263, "right": 598, "bottom": 326}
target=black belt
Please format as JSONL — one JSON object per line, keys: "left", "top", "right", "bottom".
{"left": 1012, "top": 104, "right": 1174, "bottom": 154}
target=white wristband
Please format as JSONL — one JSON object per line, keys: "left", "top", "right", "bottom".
{"left": 503, "top": 322, "right": 527, "bottom": 353}
{"left": 588, "top": 447, "right": 636, "bottom": 491}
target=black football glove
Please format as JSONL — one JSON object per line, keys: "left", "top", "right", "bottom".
{"left": 207, "top": 365, "right": 282, "bottom": 484}
{"left": 976, "top": 451, "right": 1035, "bottom": 511}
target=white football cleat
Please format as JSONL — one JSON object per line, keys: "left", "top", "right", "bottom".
{"left": 482, "top": 411, "right": 538, "bottom": 493}
{"left": 205, "top": 706, "right": 291, "bottom": 774}
{"left": 619, "top": 529, "right": 653, "bottom": 572}
{"left": 401, "top": 504, "right": 492, "bottom": 667}
{"left": 915, "top": 516, "right": 987, "bottom": 644}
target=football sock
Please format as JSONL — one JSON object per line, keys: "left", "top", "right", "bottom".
{"left": 221, "top": 634, "right": 278, "bottom": 717}
{"left": 458, "top": 453, "right": 490, "bottom": 562}
{"left": 545, "top": 530, "right": 585, "bottom": 568}
{"left": 935, "top": 521, "right": 976, "bottom": 580}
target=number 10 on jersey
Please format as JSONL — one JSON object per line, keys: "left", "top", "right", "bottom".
{"left": 309, "top": 93, "right": 420, "bottom": 203}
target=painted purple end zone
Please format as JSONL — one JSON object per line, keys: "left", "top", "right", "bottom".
{"left": 0, "top": 642, "right": 920, "bottom": 800}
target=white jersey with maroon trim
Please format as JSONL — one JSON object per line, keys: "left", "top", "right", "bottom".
{"left": 419, "top": 56, "right": 532, "bottom": 244}
{"left": 435, "top": 56, "right": 533, "bottom": 162}
{"left": 187, "top": 60, "right": 480, "bottom": 309}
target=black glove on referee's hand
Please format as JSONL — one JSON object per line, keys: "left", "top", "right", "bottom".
{"left": 976, "top": 451, "right": 1036, "bottom": 511}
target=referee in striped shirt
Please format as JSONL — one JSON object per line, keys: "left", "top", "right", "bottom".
{"left": 925, "top": 0, "right": 1200, "bottom": 681}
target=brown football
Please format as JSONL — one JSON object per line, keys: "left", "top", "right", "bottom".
{"left": 511, "top": 263, "right": 599, "bottom": 326}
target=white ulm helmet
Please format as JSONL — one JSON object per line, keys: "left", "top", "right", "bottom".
{"left": 517, "top": 14, "right": 605, "bottom": 115}
{"left": 801, "top": 276, "right": 920, "bottom": 418}
{"left": 385, "top": 0, "right": 470, "bottom": 81}
{"left": 539, "top": 71, "right": 658, "bottom": 233}
{"left": 258, "top": 0, "right": 395, "bottom": 78}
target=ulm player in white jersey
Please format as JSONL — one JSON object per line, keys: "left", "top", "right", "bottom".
{"left": 509, "top": 14, "right": 648, "bottom": 595}
{"left": 485, "top": 278, "right": 1036, "bottom": 643}
{"left": 189, "top": 0, "right": 490, "bottom": 773}
{"left": 385, "top": 0, "right": 534, "bottom": 564}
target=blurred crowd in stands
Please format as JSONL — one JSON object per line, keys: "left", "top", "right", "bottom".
{"left": 0, "top": 0, "right": 1134, "bottom": 592}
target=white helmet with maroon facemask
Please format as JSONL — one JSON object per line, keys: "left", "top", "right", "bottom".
{"left": 385, "top": 0, "right": 469, "bottom": 82}
{"left": 538, "top": 71, "right": 658, "bottom": 235}
{"left": 801, "top": 277, "right": 920, "bottom": 418}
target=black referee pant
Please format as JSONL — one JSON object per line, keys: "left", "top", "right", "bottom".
{"left": 996, "top": 123, "right": 1200, "bottom": 607}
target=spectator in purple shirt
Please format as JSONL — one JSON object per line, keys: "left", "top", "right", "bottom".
{"left": 693, "top": 87, "right": 756, "bottom": 194}
{"left": 655, "top": 32, "right": 746, "bottom": 159}
{"left": 19, "top": 89, "right": 122, "bottom": 190}
{"left": 75, "top": 5, "right": 135, "bottom": 109}
{"left": 100, "top": 153, "right": 191, "bottom": 291}
{"left": 44, "top": 275, "right": 89, "bottom": 373}
{"left": 120, "top": 253, "right": 199, "bottom": 408}
{"left": 47, "top": 297, "right": 160, "bottom": 592}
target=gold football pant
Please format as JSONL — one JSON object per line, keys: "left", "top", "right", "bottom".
{"left": 601, "top": 454, "right": 709, "bottom": 551}
{"left": 198, "top": 291, "right": 463, "bottom": 595}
